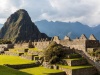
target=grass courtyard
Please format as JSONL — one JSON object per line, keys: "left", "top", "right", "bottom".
{"left": 0, "top": 55, "right": 93, "bottom": 75}
{"left": 59, "top": 65, "right": 93, "bottom": 69}
{"left": 0, "top": 55, "right": 64, "bottom": 75}
{"left": 0, "top": 65, "right": 63, "bottom": 75}
{"left": 0, "top": 65, "right": 31, "bottom": 75}
{"left": 20, "top": 66, "right": 63, "bottom": 75}
{"left": 0, "top": 55, "right": 35, "bottom": 65}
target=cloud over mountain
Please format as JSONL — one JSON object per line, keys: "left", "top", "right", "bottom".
{"left": 0, "top": 0, "right": 100, "bottom": 26}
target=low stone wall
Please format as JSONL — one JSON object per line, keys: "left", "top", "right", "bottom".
{"left": 72, "top": 67, "right": 97, "bottom": 75}
{"left": 21, "top": 54, "right": 38, "bottom": 60}
{"left": 59, "top": 67, "right": 72, "bottom": 75}
{"left": 0, "top": 44, "right": 14, "bottom": 48}
{"left": 41, "top": 61, "right": 98, "bottom": 75}
{"left": 66, "top": 59, "right": 87, "bottom": 66}
{"left": 4, "top": 63, "right": 39, "bottom": 69}
{"left": 28, "top": 50, "right": 40, "bottom": 55}
{"left": 17, "top": 49, "right": 28, "bottom": 53}
{"left": 59, "top": 67, "right": 97, "bottom": 75}
{"left": 5, "top": 51, "right": 24, "bottom": 56}
{"left": 47, "top": 72, "right": 66, "bottom": 75}
{"left": 0, "top": 47, "right": 8, "bottom": 54}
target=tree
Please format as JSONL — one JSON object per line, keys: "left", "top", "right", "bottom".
{"left": 44, "top": 41, "right": 67, "bottom": 64}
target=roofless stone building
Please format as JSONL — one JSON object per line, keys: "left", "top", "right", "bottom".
{"left": 13, "top": 34, "right": 100, "bottom": 53}
{"left": 52, "top": 34, "right": 99, "bottom": 53}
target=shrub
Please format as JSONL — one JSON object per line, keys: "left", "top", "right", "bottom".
{"left": 44, "top": 42, "right": 68, "bottom": 64}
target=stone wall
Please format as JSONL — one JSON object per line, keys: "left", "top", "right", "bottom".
{"left": 59, "top": 67, "right": 72, "bottom": 75}
{"left": 72, "top": 67, "right": 97, "bottom": 75}
{"left": 0, "top": 44, "right": 14, "bottom": 48}
{"left": 59, "top": 67, "right": 97, "bottom": 75}
{"left": 17, "top": 49, "right": 28, "bottom": 53}
{"left": 87, "top": 48, "right": 97, "bottom": 53}
{"left": 75, "top": 50, "right": 100, "bottom": 73}
{"left": 43, "top": 61, "right": 97, "bottom": 75}
{"left": 21, "top": 54, "right": 38, "bottom": 60}
{"left": 47, "top": 72, "right": 66, "bottom": 75}
{"left": 5, "top": 51, "right": 24, "bottom": 56}
{"left": 14, "top": 34, "right": 100, "bottom": 52}
{"left": 59, "top": 39, "right": 86, "bottom": 51}
{"left": 33, "top": 41, "right": 51, "bottom": 50}
{"left": 14, "top": 43, "right": 29, "bottom": 48}
{"left": 5, "top": 62, "right": 39, "bottom": 69}
{"left": 65, "top": 59, "right": 87, "bottom": 66}
{"left": 0, "top": 47, "right": 8, "bottom": 54}
{"left": 86, "top": 40, "right": 100, "bottom": 48}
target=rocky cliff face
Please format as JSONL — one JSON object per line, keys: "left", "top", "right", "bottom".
{"left": 0, "top": 9, "right": 48, "bottom": 43}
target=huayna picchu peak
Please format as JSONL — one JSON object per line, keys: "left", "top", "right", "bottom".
{"left": 0, "top": 9, "right": 48, "bottom": 43}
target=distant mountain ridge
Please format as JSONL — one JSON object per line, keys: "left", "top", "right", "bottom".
{"left": 0, "top": 9, "right": 48, "bottom": 43}
{"left": 35, "top": 20, "right": 100, "bottom": 40}
{"left": 0, "top": 17, "right": 100, "bottom": 41}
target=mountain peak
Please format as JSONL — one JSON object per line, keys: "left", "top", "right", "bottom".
{"left": 6, "top": 9, "right": 32, "bottom": 26}
{"left": 17, "top": 9, "right": 27, "bottom": 12}
{"left": 15, "top": 9, "right": 29, "bottom": 17}
{"left": 0, "top": 9, "right": 48, "bottom": 43}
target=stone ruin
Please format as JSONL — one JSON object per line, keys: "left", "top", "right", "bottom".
{"left": 12, "top": 34, "right": 100, "bottom": 53}
{"left": 0, "top": 34, "right": 100, "bottom": 75}
{"left": 1, "top": 34, "right": 100, "bottom": 61}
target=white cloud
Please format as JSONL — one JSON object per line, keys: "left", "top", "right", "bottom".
{"left": 0, "top": 0, "right": 100, "bottom": 26}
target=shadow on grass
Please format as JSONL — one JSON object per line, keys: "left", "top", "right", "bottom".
{"left": 4, "top": 62, "right": 40, "bottom": 69}
{"left": 43, "top": 72, "right": 66, "bottom": 75}
{"left": 0, "top": 65, "right": 33, "bottom": 75}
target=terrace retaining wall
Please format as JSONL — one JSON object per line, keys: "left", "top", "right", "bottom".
{"left": 5, "top": 63, "right": 39, "bottom": 69}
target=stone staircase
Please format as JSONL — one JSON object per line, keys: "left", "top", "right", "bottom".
{"left": 75, "top": 50, "right": 100, "bottom": 74}
{"left": 58, "top": 53, "right": 98, "bottom": 75}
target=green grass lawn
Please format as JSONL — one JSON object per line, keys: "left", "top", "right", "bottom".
{"left": 59, "top": 65, "right": 93, "bottom": 69}
{"left": 0, "top": 55, "right": 64, "bottom": 75}
{"left": 9, "top": 48, "right": 43, "bottom": 52}
{"left": 0, "top": 65, "right": 31, "bottom": 75}
{"left": 20, "top": 66, "right": 63, "bottom": 75}
{"left": 0, "top": 54, "right": 93, "bottom": 75}
{"left": 0, "top": 55, "right": 35, "bottom": 65}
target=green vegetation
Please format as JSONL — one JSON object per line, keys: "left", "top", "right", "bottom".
{"left": 0, "top": 65, "right": 31, "bottom": 75}
{"left": 59, "top": 65, "right": 93, "bottom": 69}
{"left": 0, "top": 39, "right": 12, "bottom": 44}
{"left": 0, "top": 55, "right": 64, "bottom": 75}
{"left": 0, "top": 55, "right": 34, "bottom": 65}
{"left": 44, "top": 42, "right": 68, "bottom": 64}
{"left": 20, "top": 66, "right": 63, "bottom": 75}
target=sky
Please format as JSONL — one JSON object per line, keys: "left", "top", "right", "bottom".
{"left": 0, "top": 0, "right": 100, "bottom": 27}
